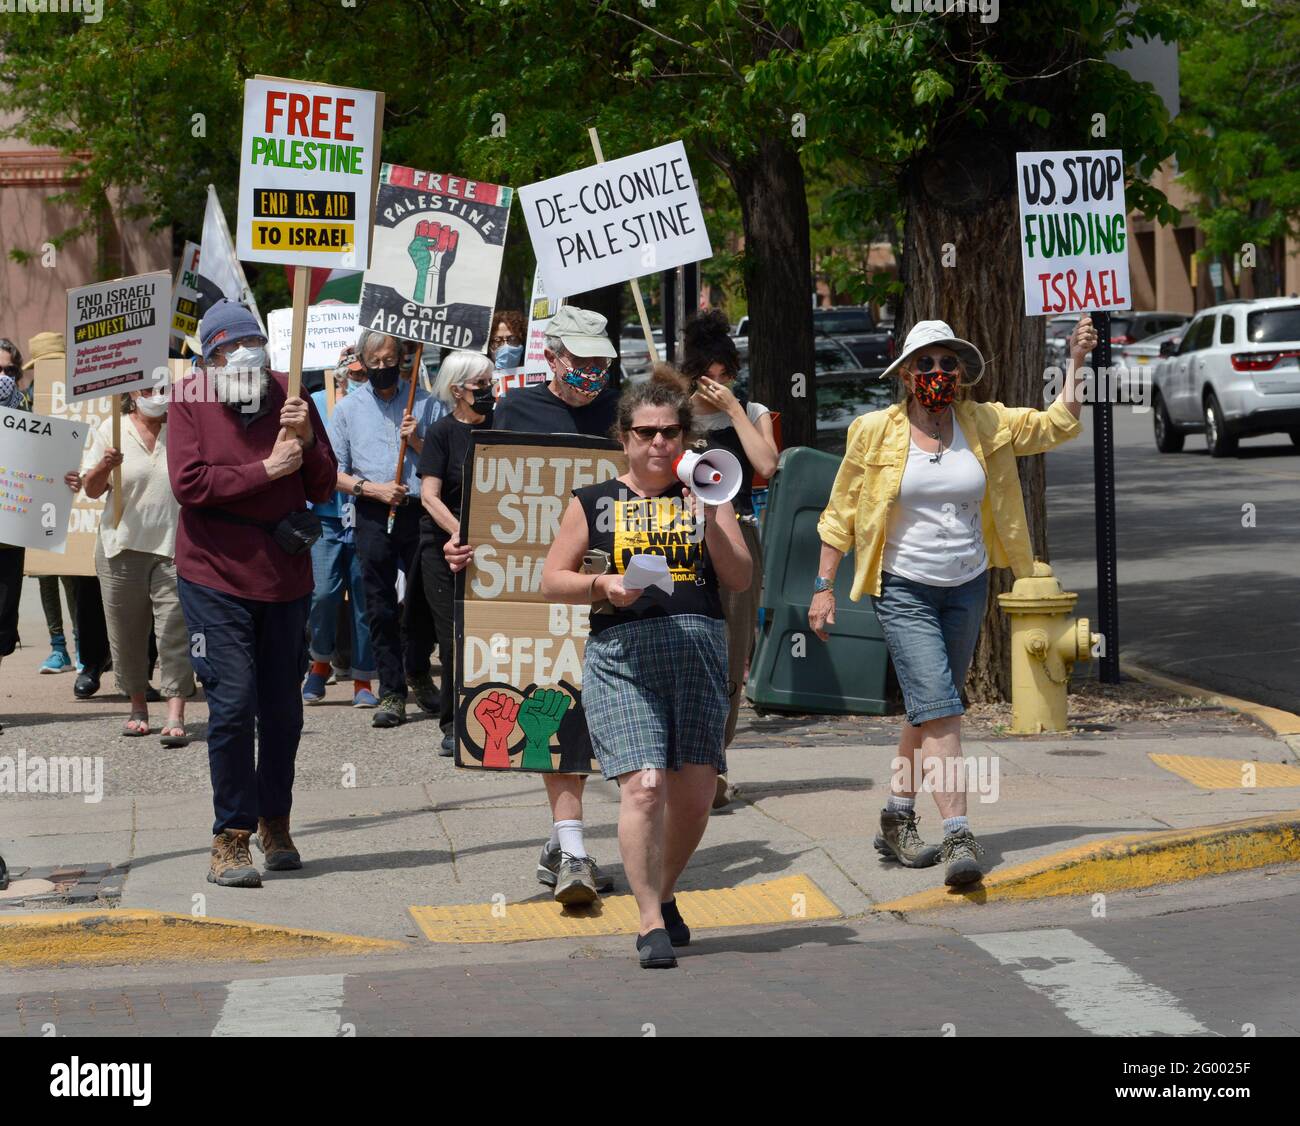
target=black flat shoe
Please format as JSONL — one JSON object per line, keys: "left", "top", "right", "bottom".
{"left": 0, "top": 854, "right": 8, "bottom": 891}
{"left": 637, "top": 928, "right": 677, "bottom": 969}
{"left": 661, "top": 898, "right": 690, "bottom": 946}
{"left": 74, "top": 668, "right": 103, "bottom": 699}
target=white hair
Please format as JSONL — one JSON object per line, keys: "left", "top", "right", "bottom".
{"left": 543, "top": 334, "right": 566, "bottom": 358}
{"left": 355, "top": 328, "right": 399, "bottom": 365}
{"left": 433, "top": 349, "right": 494, "bottom": 406}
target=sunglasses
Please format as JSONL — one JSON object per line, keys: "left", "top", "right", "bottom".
{"left": 629, "top": 425, "right": 683, "bottom": 441}
{"left": 913, "top": 354, "right": 961, "bottom": 375}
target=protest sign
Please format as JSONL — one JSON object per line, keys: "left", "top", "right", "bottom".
{"left": 519, "top": 139, "right": 712, "bottom": 299}
{"left": 236, "top": 77, "right": 383, "bottom": 270}
{"left": 456, "top": 433, "right": 626, "bottom": 773}
{"left": 358, "top": 164, "right": 512, "bottom": 351}
{"left": 65, "top": 270, "right": 170, "bottom": 403}
{"left": 169, "top": 241, "right": 202, "bottom": 353}
{"left": 1016, "top": 149, "right": 1131, "bottom": 316}
{"left": 0, "top": 404, "right": 90, "bottom": 553}
{"left": 268, "top": 303, "right": 360, "bottom": 371}
{"left": 22, "top": 351, "right": 106, "bottom": 576}
{"left": 522, "top": 265, "right": 562, "bottom": 381}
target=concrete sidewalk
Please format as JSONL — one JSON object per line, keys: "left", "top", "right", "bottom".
{"left": 3, "top": 663, "right": 1298, "bottom": 949}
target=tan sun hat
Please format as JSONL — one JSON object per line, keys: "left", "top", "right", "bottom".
{"left": 881, "top": 319, "right": 985, "bottom": 386}
{"left": 23, "top": 331, "right": 65, "bottom": 369}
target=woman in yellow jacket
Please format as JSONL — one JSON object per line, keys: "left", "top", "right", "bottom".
{"left": 811, "top": 316, "right": 1095, "bottom": 886}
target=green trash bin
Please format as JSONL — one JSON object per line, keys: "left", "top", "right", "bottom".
{"left": 745, "top": 445, "right": 890, "bottom": 715}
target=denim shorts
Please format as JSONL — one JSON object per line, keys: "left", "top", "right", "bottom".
{"left": 870, "top": 569, "right": 989, "bottom": 726}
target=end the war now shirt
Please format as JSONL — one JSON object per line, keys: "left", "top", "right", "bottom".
{"left": 574, "top": 476, "right": 722, "bottom": 637}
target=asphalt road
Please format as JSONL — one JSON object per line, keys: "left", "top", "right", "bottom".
{"left": 1045, "top": 402, "right": 1300, "bottom": 714}
{"left": 3, "top": 871, "right": 1296, "bottom": 1038}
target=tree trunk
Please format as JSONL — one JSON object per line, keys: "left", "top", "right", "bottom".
{"left": 899, "top": 148, "right": 1050, "bottom": 703}
{"left": 726, "top": 134, "right": 815, "bottom": 447}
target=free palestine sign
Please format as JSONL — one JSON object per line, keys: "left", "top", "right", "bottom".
{"left": 1016, "top": 149, "right": 1131, "bottom": 317}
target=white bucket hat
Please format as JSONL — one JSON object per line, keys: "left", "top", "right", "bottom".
{"left": 880, "top": 319, "right": 985, "bottom": 386}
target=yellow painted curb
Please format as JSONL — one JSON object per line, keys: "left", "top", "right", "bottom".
{"left": 409, "top": 874, "right": 840, "bottom": 943}
{"left": 1123, "top": 661, "right": 1300, "bottom": 738}
{"left": 873, "top": 811, "right": 1300, "bottom": 914}
{"left": 0, "top": 909, "right": 405, "bottom": 967}
{"left": 1149, "top": 753, "right": 1300, "bottom": 790}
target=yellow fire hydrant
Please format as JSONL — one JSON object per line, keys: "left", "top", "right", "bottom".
{"left": 996, "top": 561, "right": 1098, "bottom": 733}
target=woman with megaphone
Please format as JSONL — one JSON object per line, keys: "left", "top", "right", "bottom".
{"left": 542, "top": 364, "right": 752, "bottom": 969}
{"left": 811, "top": 316, "right": 1094, "bottom": 888}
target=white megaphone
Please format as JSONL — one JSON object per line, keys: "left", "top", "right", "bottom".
{"left": 673, "top": 448, "right": 743, "bottom": 506}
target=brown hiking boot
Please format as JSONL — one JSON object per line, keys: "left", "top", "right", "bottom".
{"left": 208, "top": 829, "right": 262, "bottom": 888}
{"left": 877, "top": 808, "right": 941, "bottom": 868}
{"left": 255, "top": 815, "right": 303, "bottom": 871}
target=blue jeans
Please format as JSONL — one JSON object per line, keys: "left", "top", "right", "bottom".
{"left": 178, "top": 577, "right": 310, "bottom": 835}
{"left": 870, "top": 569, "right": 989, "bottom": 726}
{"left": 308, "top": 515, "right": 375, "bottom": 680}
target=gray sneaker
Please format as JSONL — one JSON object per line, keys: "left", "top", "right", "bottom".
{"left": 937, "top": 828, "right": 985, "bottom": 887}
{"left": 537, "top": 841, "right": 614, "bottom": 892}
{"left": 876, "top": 808, "right": 940, "bottom": 868}
{"left": 371, "top": 694, "right": 406, "bottom": 728}
{"left": 554, "top": 853, "right": 598, "bottom": 905}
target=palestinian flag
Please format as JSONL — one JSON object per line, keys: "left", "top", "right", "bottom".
{"left": 284, "top": 267, "right": 363, "bottom": 304}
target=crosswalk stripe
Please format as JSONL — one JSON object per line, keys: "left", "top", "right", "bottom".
{"left": 967, "top": 928, "right": 1210, "bottom": 1036}
{"left": 211, "top": 974, "right": 347, "bottom": 1037}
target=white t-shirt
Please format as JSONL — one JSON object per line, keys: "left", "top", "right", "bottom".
{"left": 881, "top": 417, "right": 988, "bottom": 586}
{"left": 82, "top": 415, "right": 180, "bottom": 560}
{"left": 692, "top": 400, "right": 770, "bottom": 433}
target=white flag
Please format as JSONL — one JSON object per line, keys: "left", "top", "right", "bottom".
{"left": 196, "top": 184, "right": 264, "bottom": 332}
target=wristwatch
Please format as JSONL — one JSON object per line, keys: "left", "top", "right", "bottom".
{"left": 812, "top": 576, "right": 835, "bottom": 595}
{"left": 352, "top": 476, "right": 368, "bottom": 497}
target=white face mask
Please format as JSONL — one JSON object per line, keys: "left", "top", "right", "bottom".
{"left": 134, "top": 393, "right": 168, "bottom": 418}
{"left": 221, "top": 344, "right": 267, "bottom": 374}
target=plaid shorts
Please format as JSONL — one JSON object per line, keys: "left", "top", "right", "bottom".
{"left": 581, "top": 614, "right": 730, "bottom": 781}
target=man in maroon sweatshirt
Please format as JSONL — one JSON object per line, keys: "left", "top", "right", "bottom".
{"left": 169, "top": 300, "right": 338, "bottom": 888}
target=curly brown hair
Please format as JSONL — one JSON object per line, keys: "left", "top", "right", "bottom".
{"left": 491, "top": 309, "right": 526, "bottom": 342}
{"left": 613, "top": 363, "right": 693, "bottom": 440}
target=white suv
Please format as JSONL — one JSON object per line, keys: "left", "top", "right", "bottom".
{"left": 1151, "top": 297, "right": 1300, "bottom": 456}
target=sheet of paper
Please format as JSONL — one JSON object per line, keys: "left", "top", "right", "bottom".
{"left": 622, "top": 553, "right": 674, "bottom": 596}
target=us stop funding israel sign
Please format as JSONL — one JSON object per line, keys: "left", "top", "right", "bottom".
{"left": 1016, "top": 149, "right": 1131, "bottom": 316}
{"left": 519, "top": 140, "right": 712, "bottom": 298}
{"left": 237, "top": 77, "right": 382, "bottom": 268}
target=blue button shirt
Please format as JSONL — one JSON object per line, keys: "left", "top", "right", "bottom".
{"left": 309, "top": 388, "right": 347, "bottom": 520}
{"left": 329, "top": 379, "right": 434, "bottom": 492}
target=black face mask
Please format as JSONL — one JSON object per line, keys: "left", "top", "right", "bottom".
{"left": 367, "top": 364, "right": 400, "bottom": 391}
{"left": 470, "top": 387, "right": 496, "bottom": 417}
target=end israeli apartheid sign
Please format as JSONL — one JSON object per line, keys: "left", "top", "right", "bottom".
{"left": 65, "top": 270, "right": 170, "bottom": 403}
{"left": 0, "top": 404, "right": 90, "bottom": 553}
{"left": 358, "top": 165, "right": 511, "bottom": 350}
{"left": 1016, "top": 149, "right": 1131, "bottom": 317}
{"left": 236, "top": 78, "right": 382, "bottom": 269}
{"left": 519, "top": 140, "right": 712, "bottom": 298}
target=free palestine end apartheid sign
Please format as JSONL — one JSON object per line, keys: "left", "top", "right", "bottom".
{"left": 519, "top": 139, "right": 712, "bottom": 298}
{"left": 1016, "top": 149, "right": 1131, "bottom": 317}
{"left": 236, "top": 77, "right": 382, "bottom": 269}
{"left": 358, "top": 164, "right": 512, "bottom": 351}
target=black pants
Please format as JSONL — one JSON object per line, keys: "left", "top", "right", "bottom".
{"left": 178, "top": 577, "right": 310, "bottom": 834}
{"left": 38, "top": 574, "right": 78, "bottom": 643}
{"left": 420, "top": 539, "right": 456, "bottom": 734}
{"left": 353, "top": 499, "right": 428, "bottom": 701}
{"left": 0, "top": 546, "right": 25, "bottom": 658}
{"left": 72, "top": 575, "right": 111, "bottom": 671}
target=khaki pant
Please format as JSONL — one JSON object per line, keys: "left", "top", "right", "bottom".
{"left": 95, "top": 544, "right": 195, "bottom": 699}
{"left": 720, "top": 519, "right": 763, "bottom": 748}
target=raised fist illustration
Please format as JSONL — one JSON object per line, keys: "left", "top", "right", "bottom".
{"left": 408, "top": 220, "right": 459, "bottom": 306}
{"left": 474, "top": 690, "right": 520, "bottom": 769}
{"left": 518, "top": 688, "right": 572, "bottom": 771}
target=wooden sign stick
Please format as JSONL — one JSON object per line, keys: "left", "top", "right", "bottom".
{"left": 111, "top": 396, "right": 123, "bottom": 527}
{"left": 386, "top": 342, "right": 424, "bottom": 534}
{"left": 588, "top": 127, "right": 660, "bottom": 366}
{"left": 287, "top": 265, "right": 310, "bottom": 401}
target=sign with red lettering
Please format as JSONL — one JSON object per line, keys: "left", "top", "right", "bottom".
{"left": 1016, "top": 149, "right": 1131, "bottom": 317}
{"left": 236, "top": 77, "right": 383, "bottom": 269}
{"left": 357, "top": 164, "right": 511, "bottom": 349}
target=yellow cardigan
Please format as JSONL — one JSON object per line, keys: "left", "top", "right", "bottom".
{"left": 817, "top": 397, "right": 1083, "bottom": 601}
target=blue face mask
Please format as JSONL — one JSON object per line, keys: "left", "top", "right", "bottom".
{"left": 495, "top": 343, "right": 524, "bottom": 370}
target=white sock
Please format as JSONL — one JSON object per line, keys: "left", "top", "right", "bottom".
{"left": 555, "top": 819, "right": 586, "bottom": 859}
{"left": 886, "top": 795, "right": 915, "bottom": 814}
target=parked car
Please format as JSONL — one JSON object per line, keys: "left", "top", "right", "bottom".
{"left": 1045, "top": 310, "right": 1188, "bottom": 370}
{"left": 1044, "top": 314, "right": 1079, "bottom": 368}
{"left": 1114, "top": 326, "right": 1184, "bottom": 397}
{"left": 732, "top": 338, "right": 892, "bottom": 455}
{"left": 734, "top": 306, "right": 895, "bottom": 367}
{"left": 1150, "top": 298, "right": 1300, "bottom": 456}
{"left": 619, "top": 325, "right": 666, "bottom": 381}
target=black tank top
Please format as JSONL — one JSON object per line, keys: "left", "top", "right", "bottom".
{"left": 574, "top": 477, "right": 723, "bottom": 637}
